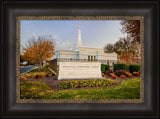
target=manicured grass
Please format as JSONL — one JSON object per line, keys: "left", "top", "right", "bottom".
{"left": 28, "top": 65, "right": 51, "bottom": 74}
{"left": 20, "top": 78, "right": 140, "bottom": 99}
{"left": 28, "top": 67, "right": 38, "bottom": 72}
{"left": 20, "top": 81, "right": 53, "bottom": 99}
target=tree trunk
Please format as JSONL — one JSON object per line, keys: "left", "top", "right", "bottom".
{"left": 38, "top": 61, "right": 42, "bottom": 71}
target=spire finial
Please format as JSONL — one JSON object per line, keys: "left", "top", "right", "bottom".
{"left": 79, "top": 24, "right": 81, "bottom": 29}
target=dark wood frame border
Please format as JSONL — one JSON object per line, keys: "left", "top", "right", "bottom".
{"left": 1, "top": 0, "right": 159, "bottom": 118}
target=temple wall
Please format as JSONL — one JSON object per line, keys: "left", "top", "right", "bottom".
{"left": 59, "top": 51, "right": 79, "bottom": 59}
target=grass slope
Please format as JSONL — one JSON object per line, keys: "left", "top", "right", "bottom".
{"left": 27, "top": 66, "right": 51, "bottom": 74}
{"left": 20, "top": 78, "right": 140, "bottom": 99}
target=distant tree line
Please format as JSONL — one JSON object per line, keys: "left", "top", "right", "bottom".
{"left": 104, "top": 20, "right": 141, "bottom": 64}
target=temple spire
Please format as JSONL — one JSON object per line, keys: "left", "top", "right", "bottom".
{"left": 79, "top": 24, "right": 81, "bottom": 29}
{"left": 76, "top": 24, "right": 84, "bottom": 48}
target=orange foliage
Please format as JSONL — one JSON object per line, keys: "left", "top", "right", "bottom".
{"left": 110, "top": 73, "right": 117, "bottom": 79}
{"left": 133, "top": 72, "right": 140, "bottom": 77}
{"left": 125, "top": 72, "right": 132, "bottom": 77}
{"left": 120, "top": 54, "right": 132, "bottom": 64}
{"left": 22, "top": 36, "right": 56, "bottom": 70}
{"left": 101, "top": 73, "right": 105, "bottom": 77}
{"left": 120, "top": 75, "right": 126, "bottom": 79}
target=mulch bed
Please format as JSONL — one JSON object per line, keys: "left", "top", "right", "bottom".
{"left": 21, "top": 75, "right": 139, "bottom": 91}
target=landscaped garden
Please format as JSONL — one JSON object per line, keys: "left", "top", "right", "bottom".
{"left": 20, "top": 78, "right": 140, "bottom": 99}
{"left": 20, "top": 63, "right": 141, "bottom": 99}
{"left": 101, "top": 63, "right": 140, "bottom": 79}
{"left": 20, "top": 64, "right": 56, "bottom": 81}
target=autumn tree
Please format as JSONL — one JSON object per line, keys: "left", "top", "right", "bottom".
{"left": 121, "top": 20, "right": 140, "bottom": 43}
{"left": 22, "top": 35, "right": 56, "bottom": 70}
{"left": 114, "top": 38, "right": 140, "bottom": 63}
{"left": 104, "top": 44, "right": 115, "bottom": 53}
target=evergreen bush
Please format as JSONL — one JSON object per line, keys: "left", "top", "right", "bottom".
{"left": 113, "top": 63, "right": 127, "bottom": 72}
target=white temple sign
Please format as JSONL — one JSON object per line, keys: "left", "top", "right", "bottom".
{"left": 58, "top": 62, "right": 102, "bottom": 80}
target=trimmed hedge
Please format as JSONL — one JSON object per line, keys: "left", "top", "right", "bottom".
{"left": 101, "top": 64, "right": 105, "bottom": 73}
{"left": 101, "top": 64, "right": 109, "bottom": 73}
{"left": 113, "top": 63, "right": 127, "bottom": 72}
{"left": 58, "top": 79, "right": 117, "bottom": 89}
{"left": 129, "top": 64, "right": 140, "bottom": 74}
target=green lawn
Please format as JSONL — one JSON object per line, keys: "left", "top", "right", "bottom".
{"left": 27, "top": 65, "right": 51, "bottom": 74}
{"left": 20, "top": 78, "right": 140, "bottom": 99}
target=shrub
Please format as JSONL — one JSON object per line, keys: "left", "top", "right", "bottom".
{"left": 101, "top": 73, "right": 105, "bottom": 77}
{"left": 45, "top": 73, "right": 49, "bottom": 77}
{"left": 106, "top": 70, "right": 113, "bottom": 76}
{"left": 111, "top": 74, "right": 117, "bottom": 79}
{"left": 133, "top": 72, "right": 140, "bottom": 77}
{"left": 109, "top": 73, "right": 114, "bottom": 75}
{"left": 36, "top": 74, "right": 40, "bottom": 79}
{"left": 24, "top": 73, "right": 33, "bottom": 78}
{"left": 21, "top": 72, "right": 47, "bottom": 79}
{"left": 129, "top": 64, "right": 140, "bottom": 74}
{"left": 101, "top": 64, "right": 105, "bottom": 73}
{"left": 40, "top": 66, "right": 52, "bottom": 74}
{"left": 20, "top": 76, "right": 27, "bottom": 81}
{"left": 125, "top": 72, "right": 132, "bottom": 77}
{"left": 32, "top": 72, "right": 46, "bottom": 78}
{"left": 113, "top": 63, "right": 127, "bottom": 72}
{"left": 104, "top": 64, "right": 109, "bottom": 73}
{"left": 52, "top": 73, "right": 56, "bottom": 76}
{"left": 115, "top": 70, "right": 126, "bottom": 77}
{"left": 101, "top": 64, "right": 109, "bottom": 73}
{"left": 40, "top": 72, "right": 47, "bottom": 78}
{"left": 58, "top": 79, "right": 117, "bottom": 89}
{"left": 120, "top": 75, "right": 126, "bottom": 79}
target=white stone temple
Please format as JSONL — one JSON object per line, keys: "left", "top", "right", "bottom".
{"left": 50, "top": 24, "right": 117, "bottom": 65}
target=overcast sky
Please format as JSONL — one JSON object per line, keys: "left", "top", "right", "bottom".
{"left": 20, "top": 20, "right": 127, "bottom": 51}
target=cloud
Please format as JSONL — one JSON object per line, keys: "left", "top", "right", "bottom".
{"left": 55, "top": 40, "right": 76, "bottom": 50}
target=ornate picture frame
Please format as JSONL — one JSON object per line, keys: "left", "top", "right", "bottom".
{"left": 16, "top": 16, "right": 144, "bottom": 104}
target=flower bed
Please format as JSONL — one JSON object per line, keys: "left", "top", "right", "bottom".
{"left": 110, "top": 73, "right": 117, "bottom": 79}
{"left": 114, "top": 70, "right": 126, "bottom": 77}
{"left": 125, "top": 71, "right": 132, "bottom": 77}
{"left": 120, "top": 75, "right": 126, "bottom": 79}
{"left": 107, "top": 70, "right": 134, "bottom": 79}
{"left": 133, "top": 72, "right": 140, "bottom": 77}
{"left": 58, "top": 79, "right": 117, "bottom": 89}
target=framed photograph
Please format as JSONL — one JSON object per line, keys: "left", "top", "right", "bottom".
{"left": 17, "top": 16, "right": 144, "bottom": 104}
{"left": 1, "top": 0, "right": 159, "bottom": 118}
